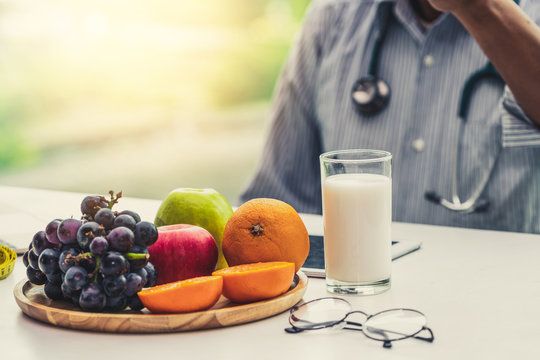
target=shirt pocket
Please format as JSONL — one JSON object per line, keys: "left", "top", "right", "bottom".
{"left": 500, "top": 86, "right": 540, "bottom": 148}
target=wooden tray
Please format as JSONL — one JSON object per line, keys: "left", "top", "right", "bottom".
{"left": 13, "top": 272, "right": 307, "bottom": 333}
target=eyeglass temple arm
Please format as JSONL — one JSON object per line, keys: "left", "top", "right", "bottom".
{"left": 412, "top": 326, "right": 435, "bottom": 343}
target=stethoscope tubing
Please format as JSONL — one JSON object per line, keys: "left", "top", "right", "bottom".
{"left": 350, "top": 2, "right": 513, "bottom": 213}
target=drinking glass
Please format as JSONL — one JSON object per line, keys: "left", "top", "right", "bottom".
{"left": 320, "top": 149, "right": 392, "bottom": 295}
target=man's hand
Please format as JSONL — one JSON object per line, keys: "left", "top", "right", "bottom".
{"left": 432, "top": 0, "right": 540, "bottom": 125}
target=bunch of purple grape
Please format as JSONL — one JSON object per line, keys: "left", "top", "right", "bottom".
{"left": 22, "top": 191, "right": 159, "bottom": 312}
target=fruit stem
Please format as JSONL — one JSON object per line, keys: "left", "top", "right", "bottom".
{"left": 250, "top": 223, "right": 264, "bottom": 236}
{"left": 93, "top": 255, "right": 101, "bottom": 283}
{"left": 104, "top": 190, "right": 123, "bottom": 210}
{"left": 123, "top": 253, "right": 149, "bottom": 260}
{"left": 75, "top": 252, "right": 94, "bottom": 263}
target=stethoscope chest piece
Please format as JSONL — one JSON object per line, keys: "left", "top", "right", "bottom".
{"left": 351, "top": 75, "right": 391, "bottom": 115}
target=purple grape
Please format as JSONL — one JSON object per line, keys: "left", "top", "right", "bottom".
{"left": 58, "top": 219, "right": 83, "bottom": 244}
{"left": 46, "top": 272, "right": 63, "bottom": 286}
{"left": 32, "top": 231, "right": 54, "bottom": 256}
{"left": 22, "top": 251, "right": 29, "bottom": 267}
{"left": 94, "top": 208, "right": 115, "bottom": 229}
{"left": 28, "top": 249, "right": 39, "bottom": 269}
{"left": 45, "top": 219, "right": 62, "bottom": 245}
{"left": 26, "top": 266, "right": 47, "bottom": 285}
{"left": 124, "top": 273, "right": 144, "bottom": 296}
{"left": 80, "top": 195, "right": 107, "bottom": 218}
{"left": 118, "top": 210, "right": 141, "bottom": 223}
{"left": 100, "top": 251, "right": 129, "bottom": 277}
{"left": 144, "top": 262, "right": 157, "bottom": 288}
{"left": 113, "top": 214, "right": 136, "bottom": 232}
{"left": 89, "top": 236, "right": 108, "bottom": 255}
{"left": 59, "top": 247, "right": 80, "bottom": 272}
{"left": 102, "top": 275, "right": 127, "bottom": 297}
{"left": 105, "top": 295, "right": 128, "bottom": 312}
{"left": 38, "top": 248, "right": 61, "bottom": 275}
{"left": 134, "top": 221, "right": 158, "bottom": 247}
{"left": 44, "top": 281, "right": 64, "bottom": 300}
{"left": 77, "top": 253, "right": 97, "bottom": 274}
{"left": 61, "top": 282, "right": 81, "bottom": 303}
{"left": 77, "top": 221, "right": 102, "bottom": 250}
{"left": 131, "top": 245, "right": 147, "bottom": 253}
{"left": 134, "top": 267, "right": 148, "bottom": 287}
{"left": 79, "top": 283, "right": 106, "bottom": 312}
{"left": 127, "top": 252, "right": 149, "bottom": 271}
{"left": 107, "top": 227, "right": 134, "bottom": 252}
{"left": 127, "top": 294, "right": 144, "bottom": 311}
{"left": 64, "top": 266, "right": 89, "bottom": 291}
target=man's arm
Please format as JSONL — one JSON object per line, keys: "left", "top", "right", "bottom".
{"left": 428, "top": 0, "right": 540, "bottom": 125}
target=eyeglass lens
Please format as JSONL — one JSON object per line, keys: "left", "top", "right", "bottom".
{"left": 364, "top": 309, "right": 427, "bottom": 341}
{"left": 290, "top": 298, "right": 351, "bottom": 329}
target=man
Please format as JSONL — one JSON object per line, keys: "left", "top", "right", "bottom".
{"left": 240, "top": 0, "right": 540, "bottom": 233}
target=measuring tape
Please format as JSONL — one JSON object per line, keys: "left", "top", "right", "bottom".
{"left": 0, "top": 245, "right": 17, "bottom": 280}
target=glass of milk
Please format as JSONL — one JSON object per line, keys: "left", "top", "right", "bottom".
{"left": 320, "top": 149, "right": 392, "bottom": 295}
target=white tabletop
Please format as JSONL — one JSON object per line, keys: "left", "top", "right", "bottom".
{"left": 1, "top": 186, "right": 539, "bottom": 359}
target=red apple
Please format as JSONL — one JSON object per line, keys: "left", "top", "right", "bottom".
{"left": 149, "top": 224, "right": 218, "bottom": 285}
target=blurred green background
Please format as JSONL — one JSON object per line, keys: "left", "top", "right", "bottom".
{"left": 0, "top": 0, "right": 311, "bottom": 204}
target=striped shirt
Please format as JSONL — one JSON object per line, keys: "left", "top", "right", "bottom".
{"left": 240, "top": 0, "right": 540, "bottom": 234}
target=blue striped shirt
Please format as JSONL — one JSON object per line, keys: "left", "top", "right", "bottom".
{"left": 240, "top": 0, "right": 540, "bottom": 234}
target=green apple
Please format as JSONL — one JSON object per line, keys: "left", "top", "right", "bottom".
{"left": 154, "top": 188, "right": 233, "bottom": 270}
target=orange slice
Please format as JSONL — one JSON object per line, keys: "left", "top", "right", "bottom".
{"left": 138, "top": 275, "right": 223, "bottom": 314}
{"left": 212, "top": 261, "right": 295, "bottom": 304}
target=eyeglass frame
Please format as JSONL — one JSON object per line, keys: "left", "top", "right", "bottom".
{"left": 285, "top": 297, "right": 435, "bottom": 348}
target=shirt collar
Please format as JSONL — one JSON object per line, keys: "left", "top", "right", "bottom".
{"left": 390, "top": 0, "right": 451, "bottom": 43}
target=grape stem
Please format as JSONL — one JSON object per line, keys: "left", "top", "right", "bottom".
{"left": 104, "top": 190, "right": 123, "bottom": 210}
{"left": 93, "top": 255, "right": 101, "bottom": 283}
{"left": 123, "top": 253, "right": 149, "bottom": 261}
{"left": 76, "top": 252, "right": 95, "bottom": 262}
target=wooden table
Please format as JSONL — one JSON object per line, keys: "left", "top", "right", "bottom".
{"left": 1, "top": 186, "right": 539, "bottom": 359}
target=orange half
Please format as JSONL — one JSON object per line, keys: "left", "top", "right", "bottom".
{"left": 212, "top": 261, "right": 295, "bottom": 304}
{"left": 138, "top": 275, "right": 223, "bottom": 314}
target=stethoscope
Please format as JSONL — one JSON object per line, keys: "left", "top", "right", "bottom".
{"left": 351, "top": 1, "right": 517, "bottom": 214}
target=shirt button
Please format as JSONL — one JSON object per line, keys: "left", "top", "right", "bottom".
{"left": 423, "top": 55, "right": 435, "bottom": 67}
{"left": 412, "top": 138, "right": 425, "bottom": 152}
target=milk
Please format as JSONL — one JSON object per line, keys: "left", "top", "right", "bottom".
{"left": 322, "top": 173, "right": 392, "bottom": 283}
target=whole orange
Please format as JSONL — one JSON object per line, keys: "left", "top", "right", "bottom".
{"left": 222, "top": 198, "right": 309, "bottom": 272}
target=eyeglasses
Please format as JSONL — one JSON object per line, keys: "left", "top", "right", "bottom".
{"left": 285, "top": 297, "right": 434, "bottom": 348}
